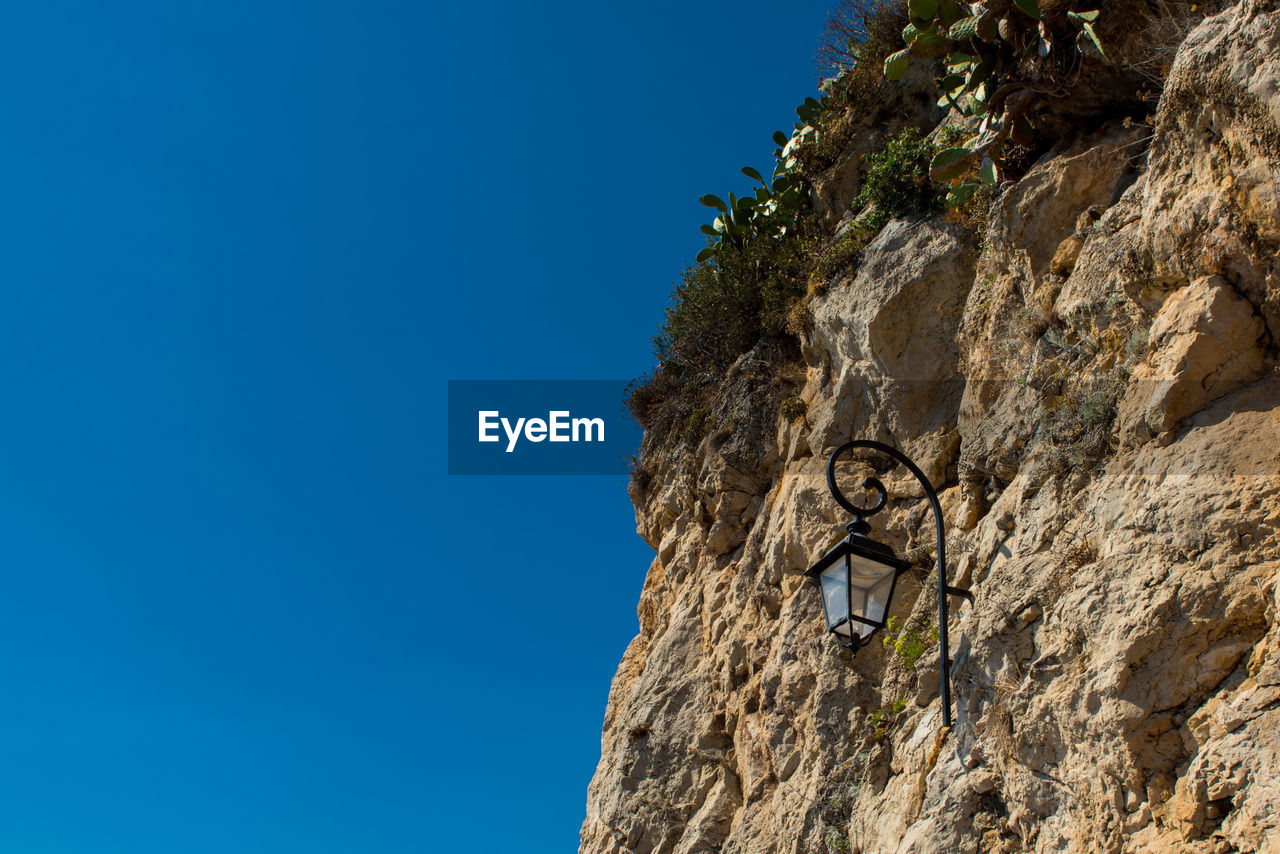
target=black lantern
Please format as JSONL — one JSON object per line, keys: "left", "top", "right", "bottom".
{"left": 806, "top": 440, "right": 974, "bottom": 729}
{"left": 806, "top": 528, "right": 910, "bottom": 649}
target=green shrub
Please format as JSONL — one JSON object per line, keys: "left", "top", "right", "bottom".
{"left": 661, "top": 215, "right": 818, "bottom": 379}
{"left": 851, "top": 126, "right": 955, "bottom": 231}
{"left": 780, "top": 396, "right": 808, "bottom": 421}
{"left": 655, "top": 265, "right": 761, "bottom": 378}
{"left": 881, "top": 616, "right": 938, "bottom": 670}
{"left": 628, "top": 215, "right": 819, "bottom": 442}
{"left": 895, "top": 631, "right": 929, "bottom": 669}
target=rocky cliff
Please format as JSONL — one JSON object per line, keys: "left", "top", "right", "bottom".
{"left": 582, "top": 1, "right": 1280, "bottom": 851}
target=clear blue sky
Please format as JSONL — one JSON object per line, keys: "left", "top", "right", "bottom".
{"left": 0, "top": 2, "right": 836, "bottom": 851}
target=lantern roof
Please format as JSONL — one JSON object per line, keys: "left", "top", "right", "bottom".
{"left": 804, "top": 532, "right": 911, "bottom": 579}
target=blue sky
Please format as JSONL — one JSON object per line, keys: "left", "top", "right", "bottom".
{"left": 0, "top": 1, "right": 836, "bottom": 851}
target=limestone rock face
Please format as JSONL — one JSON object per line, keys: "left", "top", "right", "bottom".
{"left": 806, "top": 217, "right": 975, "bottom": 477}
{"left": 1124, "top": 0, "right": 1280, "bottom": 337}
{"left": 581, "top": 2, "right": 1280, "bottom": 852}
{"left": 1118, "top": 275, "right": 1266, "bottom": 443}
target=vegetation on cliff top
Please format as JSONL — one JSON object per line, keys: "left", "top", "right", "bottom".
{"left": 626, "top": 0, "right": 916, "bottom": 447}
{"left": 627, "top": 0, "right": 1199, "bottom": 462}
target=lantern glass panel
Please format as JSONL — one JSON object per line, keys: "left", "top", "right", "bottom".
{"left": 817, "top": 563, "right": 849, "bottom": 635}
{"left": 848, "top": 553, "right": 898, "bottom": 638}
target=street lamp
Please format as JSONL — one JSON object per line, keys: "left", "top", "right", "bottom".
{"left": 805, "top": 440, "right": 974, "bottom": 729}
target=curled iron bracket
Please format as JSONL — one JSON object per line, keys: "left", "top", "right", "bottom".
{"left": 826, "top": 444, "right": 887, "bottom": 535}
